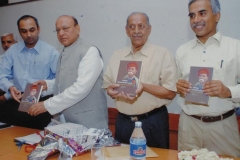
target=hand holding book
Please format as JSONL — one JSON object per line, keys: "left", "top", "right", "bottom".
{"left": 28, "top": 101, "right": 47, "bottom": 116}
{"left": 32, "top": 80, "right": 48, "bottom": 91}
{"left": 18, "top": 83, "right": 43, "bottom": 112}
{"left": 9, "top": 86, "right": 22, "bottom": 103}
{"left": 107, "top": 83, "right": 140, "bottom": 101}
{"left": 202, "top": 80, "right": 232, "bottom": 98}
{"left": 176, "top": 79, "right": 192, "bottom": 97}
{"left": 107, "top": 84, "right": 121, "bottom": 99}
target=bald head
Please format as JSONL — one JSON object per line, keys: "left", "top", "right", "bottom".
{"left": 55, "top": 15, "right": 80, "bottom": 47}
{"left": 1, "top": 33, "right": 17, "bottom": 51}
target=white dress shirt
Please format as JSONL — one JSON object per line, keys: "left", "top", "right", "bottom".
{"left": 44, "top": 46, "right": 103, "bottom": 115}
{"left": 176, "top": 32, "right": 240, "bottom": 116}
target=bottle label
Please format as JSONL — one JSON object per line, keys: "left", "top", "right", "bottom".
{"left": 130, "top": 143, "right": 146, "bottom": 158}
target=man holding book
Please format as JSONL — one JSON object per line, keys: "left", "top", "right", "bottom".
{"left": 103, "top": 12, "right": 177, "bottom": 148}
{"left": 28, "top": 15, "right": 108, "bottom": 129}
{"left": 0, "top": 15, "right": 59, "bottom": 129}
{"left": 176, "top": 0, "right": 240, "bottom": 157}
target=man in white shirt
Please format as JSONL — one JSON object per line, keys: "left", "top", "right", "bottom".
{"left": 176, "top": 0, "right": 240, "bottom": 157}
{"left": 28, "top": 15, "right": 108, "bottom": 129}
{"left": 0, "top": 33, "right": 17, "bottom": 103}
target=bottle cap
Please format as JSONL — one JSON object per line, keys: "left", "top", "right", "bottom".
{"left": 135, "top": 121, "right": 142, "bottom": 127}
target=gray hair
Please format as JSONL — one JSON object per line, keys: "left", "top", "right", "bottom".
{"left": 188, "top": 0, "right": 221, "bottom": 14}
{"left": 1, "top": 33, "right": 17, "bottom": 42}
{"left": 126, "top": 12, "right": 150, "bottom": 26}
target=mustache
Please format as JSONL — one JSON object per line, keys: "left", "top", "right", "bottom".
{"left": 192, "top": 21, "right": 206, "bottom": 28}
{"left": 133, "top": 33, "right": 142, "bottom": 37}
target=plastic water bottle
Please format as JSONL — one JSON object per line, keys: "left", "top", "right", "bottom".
{"left": 130, "top": 121, "right": 146, "bottom": 160}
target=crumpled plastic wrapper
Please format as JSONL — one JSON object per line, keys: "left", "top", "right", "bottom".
{"left": 27, "top": 134, "right": 58, "bottom": 160}
{"left": 27, "top": 122, "right": 120, "bottom": 159}
{"left": 58, "top": 138, "right": 76, "bottom": 160}
{"left": 45, "top": 123, "right": 104, "bottom": 155}
{"left": 96, "top": 129, "right": 120, "bottom": 147}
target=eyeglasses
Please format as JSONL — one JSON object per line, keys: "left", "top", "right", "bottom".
{"left": 54, "top": 25, "right": 76, "bottom": 33}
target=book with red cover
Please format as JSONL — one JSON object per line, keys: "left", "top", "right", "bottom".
{"left": 115, "top": 60, "right": 142, "bottom": 97}
{"left": 185, "top": 66, "right": 213, "bottom": 106}
{"left": 18, "top": 83, "right": 43, "bottom": 112}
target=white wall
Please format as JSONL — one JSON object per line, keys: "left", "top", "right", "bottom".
{"left": 0, "top": 0, "right": 239, "bottom": 113}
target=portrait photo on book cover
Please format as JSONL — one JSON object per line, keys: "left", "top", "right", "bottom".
{"left": 192, "top": 68, "right": 211, "bottom": 91}
{"left": 122, "top": 61, "right": 140, "bottom": 88}
{"left": 116, "top": 60, "right": 142, "bottom": 97}
{"left": 19, "top": 83, "right": 43, "bottom": 112}
{"left": 22, "top": 85, "right": 38, "bottom": 104}
{"left": 117, "top": 61, "right": 141, "bottom": 88}
{"left": 185, "top": 66, "right": 213, "bottom": 106}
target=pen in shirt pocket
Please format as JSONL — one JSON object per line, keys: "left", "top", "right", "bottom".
{"left": 220, "top": 60, "right": 223, "bottom": 68}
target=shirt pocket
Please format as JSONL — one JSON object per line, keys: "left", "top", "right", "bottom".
{"left": 214, "top": 59, "right": 236, "bottom": 84}
{"left": 31, "top": 60, "right": 50, "bottom": 79}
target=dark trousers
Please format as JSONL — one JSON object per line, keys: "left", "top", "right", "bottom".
{"left": 115, "top": 105, "right": 169, "bottom": 148}
{"left": 0, "top": 95, "right": 53, "bottom": 130}
{"left": 0, "top": 89, "right": 5, "bottom": 96}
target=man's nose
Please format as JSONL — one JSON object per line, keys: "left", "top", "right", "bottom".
{"left": 134, "top": 26, "right": 139, "bottom": 33}
{"left": 58, "top": 29, "right": 65, "bottom": 36}
{"left": 26, "top": 31, "right": 31, "bottom": 37}
{"left": 194, "top": 15, "right": 201, "bottom": 23}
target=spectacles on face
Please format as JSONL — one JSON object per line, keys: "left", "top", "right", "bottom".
{"left": 54, "top": 25, "right": 76, "bottom": 34}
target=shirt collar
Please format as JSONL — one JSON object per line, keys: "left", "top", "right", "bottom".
{"left": 20, "top": 39, "right": 42, "bottom": 54}
{"left": 191, "top": 32, "right": 222, "bottom": 48}
{"left": 124, "top": 40, "right": 150, "bottom": 57}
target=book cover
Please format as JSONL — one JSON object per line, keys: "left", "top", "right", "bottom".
{"left": 185, "top": 66, "right": 213, "bottom": 106}
{"left": 115, "top": 60, "right": 142, "bottom": 97}
{"left": 18, "top": 83, "right": 43, "bottom": 112}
